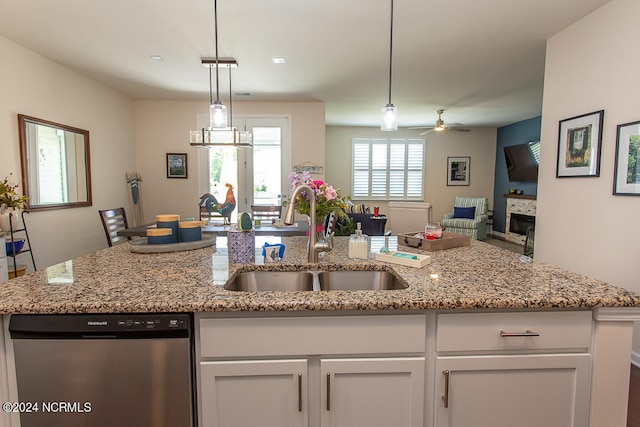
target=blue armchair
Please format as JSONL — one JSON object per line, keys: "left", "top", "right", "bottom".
{"left": 441, "top": 197, "right": 489, "bottom": 240}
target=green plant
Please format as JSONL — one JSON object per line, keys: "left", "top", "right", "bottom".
{"left": 0, "top": 174, "right": 28, "bottom": 210}
{"left": 334, "top": 217, "right": 356, "bottom": 236}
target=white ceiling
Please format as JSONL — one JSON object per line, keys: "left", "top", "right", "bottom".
{"left": 0, "top": 0, "right": 610, "bottom": 128}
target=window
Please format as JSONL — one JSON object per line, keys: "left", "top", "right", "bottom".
{"left": 352, "top": 138, "right": 424, "bottom": 200}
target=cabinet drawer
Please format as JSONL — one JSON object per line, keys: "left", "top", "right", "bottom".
{"left": 199, "top": 314, "right": 426, "bottom": 357}
{"left": 436, "top": 311, "right": 592, "bottom": 353}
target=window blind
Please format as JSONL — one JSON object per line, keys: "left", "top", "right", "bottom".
{"left": 352, "top": 138, "right": 424, "bottom": 200}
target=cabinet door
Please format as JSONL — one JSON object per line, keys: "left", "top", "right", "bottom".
{"left": 320, "top": 357, "right": 425, "bottom": 427}
{"left": 200, "top": 359, "right": 308, "bottom": 427}
{"left": 435, "top": 354, "right": 591, "bottom": 427}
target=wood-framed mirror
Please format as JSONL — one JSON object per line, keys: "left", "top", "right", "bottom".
{"left": 18, "top": 114, "right": 92, "bottom": 211}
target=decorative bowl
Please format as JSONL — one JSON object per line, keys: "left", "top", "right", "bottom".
{"left": 5, "top": 239, "right": 25, "bottom": 255}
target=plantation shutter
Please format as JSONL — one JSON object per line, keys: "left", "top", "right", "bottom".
{"left": 352, "top": 138, "right": 424, "bottom": 200}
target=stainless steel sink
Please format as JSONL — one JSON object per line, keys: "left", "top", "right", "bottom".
{"left": 317, "top": 270, "right": 407, "bottom": 291}
{"left": 224, "top": 271, "right": 314, "bottom": 292}
{"left": 224, "top": 269, "right": 407, "bottom": 292}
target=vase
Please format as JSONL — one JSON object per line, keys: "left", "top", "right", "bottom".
{"left": 0, "top": 207, "right": 23, "bottom": 232}
{"left": 307, "top": 214, "right": 330, "bottom": 259}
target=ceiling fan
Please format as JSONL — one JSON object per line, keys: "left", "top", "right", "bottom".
{"left": 408, "top": 110, "right": 471, "bottom": 135}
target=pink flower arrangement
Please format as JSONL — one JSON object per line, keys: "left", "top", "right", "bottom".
{"left": 287, "top": 172, "right": 349, "bottom": 222}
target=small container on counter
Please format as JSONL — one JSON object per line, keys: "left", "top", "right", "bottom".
{"left": 348, "top": 222, "right": 369, "bottom": 260}
{"left": 156, "top": 214, "right": 180, "bottom": 243}
{"left": 227, "top": 229, "right": 256, "bottom": 264}
{"left": 424, "top": 223, "right": 443, "bottom": 240}
{"left": 179, "top": 221, "right": 202, "bottom": 242}
{"left": 147, "top": 228, "right": 173, "bottom": 245}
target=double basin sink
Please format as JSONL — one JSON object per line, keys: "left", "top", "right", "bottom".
{"left": 225, "top": 268, "right": 408, "bottom": 292}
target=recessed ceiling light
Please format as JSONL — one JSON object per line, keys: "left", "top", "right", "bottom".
{"left": 272, "top": 57, "right": 286, "bottom": 64}
{"left": 150, "top": 55, "right": 164, "bottom": 61}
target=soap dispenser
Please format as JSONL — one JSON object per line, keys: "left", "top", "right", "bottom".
{"left": 348, "top": 222, "right": 369, "bottom": 260}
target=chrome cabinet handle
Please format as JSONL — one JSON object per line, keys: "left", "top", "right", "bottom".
{"left": 499, "top": 329, "right": 540, "bottom": 337}
{"left": 326, "top": 373, "right": 331, "bottom": 411}
{"left": 442, "top": 370, "right": 450, "bottom": 408}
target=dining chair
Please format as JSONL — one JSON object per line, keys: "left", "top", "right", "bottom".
{"left": 99, "top": 207, "right": 130, "bottom": 247}
{"left": 251, "top": 205, "right": 282, "bottom": 222}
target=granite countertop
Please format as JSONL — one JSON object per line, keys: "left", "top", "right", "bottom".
{"left": 0, "top": 236, "right": 638, "bottom": 314}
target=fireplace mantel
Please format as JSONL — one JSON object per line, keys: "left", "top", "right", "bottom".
{"left": 503, "top": 193, "right": 537, "bottom": 200}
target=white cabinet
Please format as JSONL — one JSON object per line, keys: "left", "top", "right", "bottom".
{"left": 321, "top": 357, "right": 424, "bottom": 427}
{"left": 434, "top": 311, "right": 593, "bottom": 427}
{"left": 199, "top": 357, "right": 424, "bottom": 427}
{"left": 196, "top": 314, "right": 426, "bottom": 427}
{"left": 200, "top": 359, "right": 308, "bottom": 427}
{"left": 434, "top": 354, "right": 591, "bottom": 427}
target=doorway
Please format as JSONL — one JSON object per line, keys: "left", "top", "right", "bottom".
{"left": 196, "top": 115, "right": 291, "bottom": 222}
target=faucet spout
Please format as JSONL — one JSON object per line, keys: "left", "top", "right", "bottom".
{"left": 284, "top": 184, "right": 332, "bottom": 263}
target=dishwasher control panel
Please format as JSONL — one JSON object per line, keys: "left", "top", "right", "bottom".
{"left": 9, "top": 313, "right": 192, "bottom": 339}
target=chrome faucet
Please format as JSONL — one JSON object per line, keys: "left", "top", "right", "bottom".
{"left": 284, "top": 184, "right": 333, "bottom": 263}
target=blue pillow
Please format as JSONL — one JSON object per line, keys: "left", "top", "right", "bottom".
{"left": 453, "top": 206, "right": 476, "bottom": 219}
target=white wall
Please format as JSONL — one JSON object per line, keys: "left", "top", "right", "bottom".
{"left": 0, "top": 36, "right": 135, "bottom": 269}
{"left": 536, "top": 0, "right": 640, "bottom": 352}
{"left": 133, "top": 100, "right": 325, "bottom": 223}
{"left": 325, "top": 126, "right": 497, "bottom": 231}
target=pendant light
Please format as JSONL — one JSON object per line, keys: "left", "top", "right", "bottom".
{"left": 381, "top": 0, "right": 398, "bottom": 131}
{"left": 209, "top": 0, "right": 227, "bottom": 129}
{"left": 189, "top": 0, "right": 252, "bottom": 148}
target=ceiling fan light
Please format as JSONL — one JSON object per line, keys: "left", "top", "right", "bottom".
{"left": 434, "top": 125, "right": 445, "bottom": 131}
{"left": 381, "top": 104, "right": 398, "bottom": 131}
{"left": 210, "top": 100, "right": 228, "bottom": 129}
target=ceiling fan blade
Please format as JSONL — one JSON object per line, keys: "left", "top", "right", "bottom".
{"left": 407, "top": 126, "right": 434, "bottom": 130}
{"left": 419, "top": 129, "right": 434, "bottom": 136}
{"left": 449, "top": 127, "right": 471, "bottom": 132}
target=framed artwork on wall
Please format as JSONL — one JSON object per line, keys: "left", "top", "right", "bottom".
{"left": 166, "top": 153, "right": 188, "bottom": 179}
{"left": 613, "top": 120, "right": 640, "bottom": 196}
{"left": 447, "top": 156, "right": 470, "bottom": 186}
{"left": 556, "top": 110, "right": 604, "bottom": 178}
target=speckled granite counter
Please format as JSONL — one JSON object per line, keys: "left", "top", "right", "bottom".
{"left": 0, "top": 236, "right": 638, "bottom": 314}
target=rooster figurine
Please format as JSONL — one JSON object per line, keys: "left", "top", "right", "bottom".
{"left": 199, "top": 183, "right": 236, "bottom": 225}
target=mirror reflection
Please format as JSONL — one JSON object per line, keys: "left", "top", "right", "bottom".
{"left": 18, "top": 115, "right": 92, "bottom": 211}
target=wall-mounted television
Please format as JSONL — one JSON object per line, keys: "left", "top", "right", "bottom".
{"left": 503, "top": 141, "right": 540, "bottom": 182}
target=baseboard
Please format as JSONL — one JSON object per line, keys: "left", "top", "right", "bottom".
{"left": 491, "top": 231, "right": 506, "bottom": 240}
{"left": 632, "top": 351, "right": 640, "bottom": 368}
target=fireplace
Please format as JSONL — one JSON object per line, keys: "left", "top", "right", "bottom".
{"left": 504, "top": 195, "right": 536, "bottom": 245}
{"left": 509, "top": 213, "right": 535, "bottom": 236}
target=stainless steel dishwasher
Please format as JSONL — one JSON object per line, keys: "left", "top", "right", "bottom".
{"left": 9, "top": 313, "right": 194, "bottom": 427}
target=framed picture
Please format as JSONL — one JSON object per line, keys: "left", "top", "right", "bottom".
{"left": 613, "top": 120, "right": 640, "bottom": 195}
{"left": 166, "top": 153, "right": 188, "bottom": 178}
{"left": 556, "top": 110, "right": 604, "bottom": 177}
{"left": 447, "top": 156, "right": 470, "bottom": 186}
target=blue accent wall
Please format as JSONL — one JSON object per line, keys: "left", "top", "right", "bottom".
{"left": 493, "top": 116, "right": 541, "bottom": 233}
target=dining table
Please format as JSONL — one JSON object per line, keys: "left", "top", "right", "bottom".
{"left": 117, "top": 220, "right": 310, "bottom": 238}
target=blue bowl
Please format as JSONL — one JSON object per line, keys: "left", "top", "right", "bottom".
{"left": 5, "top": 239, "right": 25, "bottom": 255}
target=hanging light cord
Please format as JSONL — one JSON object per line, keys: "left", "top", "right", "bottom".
{"left": 214, "top": 0, "right": 221, "bottom": 102}
{"left": 387, "top": 0, "right": 394, "bottom": 105}
{"left": 228, "top": 64, "right": 233, "bottom": 127}
{"left": 208, "top": 63, "right": 213, "bottom": 105}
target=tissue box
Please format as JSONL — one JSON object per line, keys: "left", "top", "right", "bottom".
{"left": 228, "top": 230, "right": 255, "bottom": 264}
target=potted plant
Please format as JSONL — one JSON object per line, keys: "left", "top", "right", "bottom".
{"left": 0, "top": 174, "right": 28, "bottom": 232}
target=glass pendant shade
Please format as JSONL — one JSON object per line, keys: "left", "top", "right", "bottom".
{"left": 210, "top": 101, "right": 228, "bottom": 129}
{"left": 381, "top": 104, "right": 398, "bottom": 131}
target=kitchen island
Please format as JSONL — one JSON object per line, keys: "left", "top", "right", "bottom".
{"left": 0, "top": 236, "right": 638, "bottom": 427}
